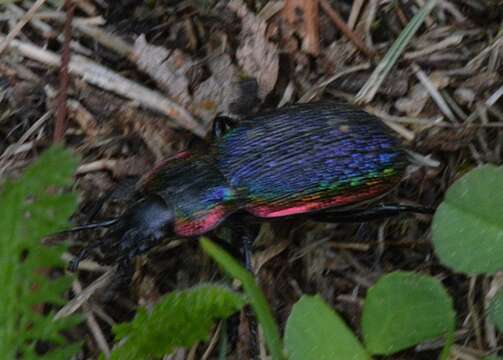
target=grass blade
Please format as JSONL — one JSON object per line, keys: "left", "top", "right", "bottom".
{"left": 355, "top": 0, "right": 438, "bottom": 103}
{"left": 200, "top": 237, "right": 285, "bottom": 360}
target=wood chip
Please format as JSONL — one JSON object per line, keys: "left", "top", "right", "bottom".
{"left": 228, "top": 0, "right": 279, "bottom": 99}
{"left": 133, "top": 35, "right": 192, "bottom": 107}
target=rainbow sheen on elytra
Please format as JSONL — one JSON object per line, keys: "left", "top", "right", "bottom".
{"left": 140, "top": 102, "right": 407, "bottom": 236}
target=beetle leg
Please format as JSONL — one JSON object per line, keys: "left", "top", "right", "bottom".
{"left": 210, "top": 228, "right": 257, "bottom": 356}
{"left": 98, "top": 257, "right": 133, "bottom": 299}
{"left": 84, "top": 195, "right": 110, "bottom": 223}
{"left": 242, "top": 232, "right": 254, "bottom": 273}
{"left": 69, "top": 247, "right": 91, "bottom": 272}
{"left": 228, "top": 222, "right": 259, "bottom": 273}
{"left": 67, "top": 226, "right": 117, "bottom": 271}
{"left": 185, "top": 115, "right": 239, "bottom": 150}
{"left": 83, "top": 178, "right": 137, "bottom": 222}
{"left": 226, "top": 223, "right": 259, "bottom": 359}
{"left": 211, "top": 115, "right": 239, "bottom": 140}
{"left": 311, "top": 203, "right": 434, "bottom": 223}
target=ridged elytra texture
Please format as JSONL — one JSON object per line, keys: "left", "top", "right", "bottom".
{"left": 141, "top": 102, "right": 408, "bottom": 236}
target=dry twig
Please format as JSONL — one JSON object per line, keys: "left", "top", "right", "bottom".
{"left": 319, "top": 0, "right": 374, "bottom": 58}
{"left": 412, "top": 63, "right": 457, "bottom": 123}
{"left": 71, "top": 280, "right": 111, "bottom": 358}
{"left": 347, "top": 0, "right": 364, "bottom": 30}
{"left": 54, "top": 269, "right": 115, "bottom": 319}
{"left": 1, "top": 36, "right": 206, "bottom": 136}
{"left": 303, "top": 0, "right": 320, "bottom": 56}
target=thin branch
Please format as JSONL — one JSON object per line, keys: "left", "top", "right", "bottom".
{"left": 319, "top": 0, "right": 374, "bottom": 58}
{"left": 54, "top": 269, "right": 115, "bottom": 319}
{"left": 72, "top": 280, "right": 111, "bottom": 358}
{"left": 303, "top": 0, "right": 320, "bottom": 55}
{"left": 73, "top": 21, "right": 133, "bottom": 58}
{"left": 347, "top": 0, "right": 364, "bottom": 30}
{"left": 404, "top": 34, "right": 463, "bottom": 60}
{"left": 1, "top": 36, "right": 206, "bottom": 137}
{"left": 299, "top": 62, "right": 371, "bottom": 103}
{"left": 54, "top": 0, "right": 75, "bottom": 143}
{"left": 412, "top": 63, "right": 457, "bottom": 123}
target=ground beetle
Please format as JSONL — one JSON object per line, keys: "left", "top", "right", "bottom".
{"left": 68, "top": 101, "right": 433, "bottom": 271}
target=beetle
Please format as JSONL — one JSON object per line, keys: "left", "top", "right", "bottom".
{"left": 68, "top": 101, "right": 433, "bottom": 271}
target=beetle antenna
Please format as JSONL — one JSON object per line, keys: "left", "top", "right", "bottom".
{"left": 63, "top": 218, "right": 119, "bottom": 233}
{"left": 68, "top": 247, "right": 93, "bottom": 272}
{"left": 63, "top": 219, "right": 119, "bottom": 272}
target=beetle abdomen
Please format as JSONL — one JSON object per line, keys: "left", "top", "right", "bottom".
{"left": 216, "top": 102, "right": 408, "bottom": 218}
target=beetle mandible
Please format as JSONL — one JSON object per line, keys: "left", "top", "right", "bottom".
{"left": 69, "top": 101, "right": 433, "bottom": 271}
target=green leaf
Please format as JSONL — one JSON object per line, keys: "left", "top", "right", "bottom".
{"left": 362, "top": 272, "right": 455, "bottom": 356}
{"left": 432, "top": 165, "right": 503, "bottom": 274}
{"left": 489, "top": 288, "right": 503, "bottom": 332}
{"left": 0, "top": 146, "right": 80, "bottom": 358}
{"left": 110, "top": 284, "right": 245, "bottom": 359}
{"left": 200, "top": 237, "right": 285, "bottom": 360}
{"left": 285, "top": 295, "right": 369, "bottom": 360}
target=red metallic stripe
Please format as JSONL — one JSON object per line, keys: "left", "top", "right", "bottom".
{"left": 247, "top": 183, "right": 393, "bottom": 218}
{"left": 174, "top": 205, "right": 230, "bottom": 237}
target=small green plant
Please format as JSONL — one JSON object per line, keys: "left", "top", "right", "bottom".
{"left": 108, "top": 239, "right": 455, "bottom": 359}
{"left": 104, "top": 165, "right": 503, "bottom": 359}
{"left": 201, "top": 237, "right": 285, "bottom": 359}
{"left": 432, "top": 165, "right": 503, "bottom": 274}
{"left": 110, "top": 284, "right": 245, "bottom": 359}
{"left": 0, "top": 146, "right": 80, "bottom": 359}
{"left": 490, "top": 288, "right": 503, "bottom": 332}
{"left": 206, "top": 241, "right": 455, "bottom": 360}
{"left": 432, "top": 165, "right": 503, "bottom": 338}
{"left": 285, "top": 295, "right": 369, "bottom": 360}
{"left": 362, "top": 272, "right": 454, "bottom": 358}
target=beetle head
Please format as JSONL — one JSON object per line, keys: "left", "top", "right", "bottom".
{"left": 110, "top": 195, "right": 175, "bottom": 258}
{"left": 68, "top": 194, "right": 175, "bottom": 271}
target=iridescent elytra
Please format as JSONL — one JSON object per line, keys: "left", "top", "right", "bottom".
{"left": 68, "top": 101, "right": 433, "bottom": 269}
